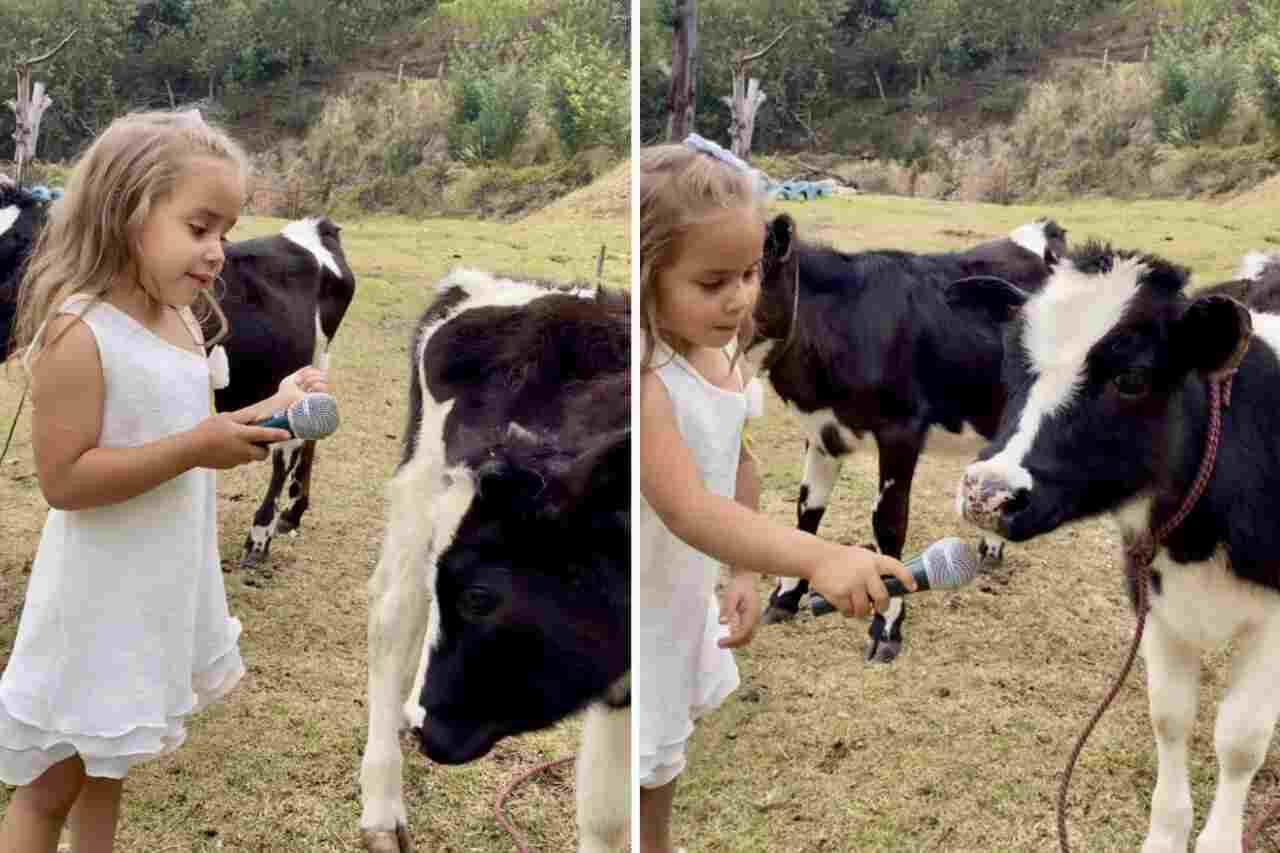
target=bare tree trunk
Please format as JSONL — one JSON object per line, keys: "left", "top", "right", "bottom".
{"left": 7, "top": 30, "right": 76, "bottom": 187}
{"left": 721, "top": 26, "right": 790, "bottom": 161}
{"left": 666, "top": 0, "right": 698, "bottom": 141}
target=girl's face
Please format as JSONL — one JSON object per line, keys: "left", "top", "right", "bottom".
{"left": 132, "top": 156, "right": 243, "bottom": 308}
{"left": 654, "top": 205, "right": 764, "bottom": 356}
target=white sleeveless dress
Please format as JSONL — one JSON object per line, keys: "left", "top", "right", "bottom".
{"left": 637, "top": 341, "right": 764, "bottom": 788}
{"left": 0, "top": 298, "right": 245, "bottom": 784}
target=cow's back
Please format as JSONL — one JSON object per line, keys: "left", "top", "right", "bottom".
{"left": 404, "top": 273, "right": 628, "bottom": 468}
{"left": 210, "top": 235, "right": 329, "bottom": 411}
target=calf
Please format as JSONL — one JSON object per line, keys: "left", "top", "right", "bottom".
{"left": 0, "top": 184, "right": 49, "bottom": 361}
{"left": 359, "top": 270, "right": 630, "bottom": 853}
{"left": 749, "top": 216, "right": 1066, "bottom": 662}
{"left": 954, "top": 242, "right": 1280, "bottom": 853}
{"left": 206, "top": 217, "right": 357, "bottom": 567}
{"left": 1200, "top": 250, "right": 1280, "bottom": 312}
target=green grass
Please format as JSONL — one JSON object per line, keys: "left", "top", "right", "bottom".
{"left": 0, "top": 205, "right": 627, "bottom": 852}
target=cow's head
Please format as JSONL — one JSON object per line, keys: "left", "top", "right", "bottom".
{"left": 0, "top": 185, "right": 49, "bottom": 362}
{"left": 417, "top": 423, "right": 630, "bottom": 765}
{"left": 747, "top": 214, "right": 797, "bottom": 357}
{"left": 951, "top": 240, "right": 1251, "bottom": 542}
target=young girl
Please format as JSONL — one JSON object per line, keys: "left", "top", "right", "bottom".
{"left": 0, "top": 110, "right": 327, "bottom": 853}
{"left": 638, "top": 139, "right": 915, "bottom": 853}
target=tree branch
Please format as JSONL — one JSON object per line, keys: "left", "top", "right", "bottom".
{"left": 20, "top": 29, "right": 78, "bottom": 67}
{"left": 738, "top": 24, "right": 792, "bottom": 65}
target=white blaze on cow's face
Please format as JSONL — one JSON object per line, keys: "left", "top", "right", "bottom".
{"left": 955, "top": 247, "right": 1225, "bottom": 542}
{"left": 282, "top": 217, "right": 343, "bottom": 278}
{"left": 1008, "top": 221, "right": 1051, "bottom": 259}
{"left": 962, "top": 255, "right": 1147, "bottom": 510}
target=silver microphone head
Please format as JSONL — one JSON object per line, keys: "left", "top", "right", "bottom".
{"left": 285, "top": 392, "right": 340, "bottom": 440}
{"left": 922, "top": 536, "right": 981, "bottom": 590}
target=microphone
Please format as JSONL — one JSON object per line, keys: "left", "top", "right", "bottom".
{"left": 254, "top": 392, "right": 340, "bottom": 443}
{"left": 810, "top": 536, "right": 980, "bottom": 616}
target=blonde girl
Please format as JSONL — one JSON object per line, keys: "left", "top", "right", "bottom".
{"left": 637, "top": 138, "right": 915, "bottom": 853}
{"left": 0, "top": 110, "right": 325, "bottom": 853}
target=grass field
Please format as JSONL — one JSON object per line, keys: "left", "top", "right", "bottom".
{"left": 0, "top": 204, "right": 628, "bottom": 852}
{"left": 669, "top": 192, "right": 1280, "bottom": 853}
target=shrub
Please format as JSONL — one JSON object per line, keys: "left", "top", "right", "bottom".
{"left": 448, "top": 60, "right": 536, "bottom": 161}
{"left": 1154, "top": 50, "right": 1241, "bottom": 144}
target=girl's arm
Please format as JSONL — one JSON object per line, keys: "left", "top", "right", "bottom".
{"left": 32, "top": 316, "right": 289, "bottom": 511}
{"left": 641, "top": 371, "right": 915, "bottom": 617}
{"left": 718, "top": 441, "right": 763, "bottom": 648}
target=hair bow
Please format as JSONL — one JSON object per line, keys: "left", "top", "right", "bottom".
{"left": 683, "top": 133, "right": 752, "bottom": 174}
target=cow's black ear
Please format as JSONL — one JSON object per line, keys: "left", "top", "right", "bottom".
{"left": 563, "top": 428, "right": 630, "bottom": 511}
{"left": 1175, "top": 294, "right": 1252, "bottom": 378}
{"left": 474, "top": 456, "right": 547, "bottom": 508}
{"left": 946, "top": 276, "right": 1030, "bottom": 324}
{"left": 765, "top": 214, "right": 794, "bottom": 266}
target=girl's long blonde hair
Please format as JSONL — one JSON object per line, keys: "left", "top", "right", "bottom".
{"left": 639, "top": 142, "right": 765, "bottom": 370}
{"left": 14, "top": 109, "right": 249, "bottom": 366}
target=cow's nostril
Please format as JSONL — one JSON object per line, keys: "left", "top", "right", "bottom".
{"left": 1005, "top": 488, "right": 1030, "bottom": 514}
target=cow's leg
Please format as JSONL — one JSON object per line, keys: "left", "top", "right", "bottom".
{"left": 1195, "top": 616, "right": 1280, "bottom": 853}
{"left": 977, "top": 534, "right": 1006, "bottom": 568}
{"left": 359, "top": 464, "right": 442, "bottom": 853}
{"left": 865, "top": 422, "right": 925, "bottom": 664}
{"left": 241, "top": 440, "right": 305, "bottom": 568}
{"left": 576, "top": 703, "right": 630, "bottom": 853}
{"left": 762, "top": 439, "right": 844, "bottom": 624}
{"left": 1141, "top": 617, "right": 1200, "bottom": 853}
{"left": 275, "top": 440, "right": 316, "bottom": 535}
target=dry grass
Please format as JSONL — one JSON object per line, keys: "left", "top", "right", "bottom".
{"left": 669, "top": 194, "right": 1280, "bottom": 852}
{"left": 0, "top": 208, "right": 628, "bottom": 851}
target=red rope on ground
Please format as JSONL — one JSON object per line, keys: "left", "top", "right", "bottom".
{"left": 494, "top": 755, "right": 575, "bottom": 853}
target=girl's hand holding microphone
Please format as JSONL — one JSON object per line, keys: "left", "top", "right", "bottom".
{"left": 189, "top": 412, "right": 290, "bottom": 467}
{"left": 807, "top": 545, "right": 916, "bottom": 619}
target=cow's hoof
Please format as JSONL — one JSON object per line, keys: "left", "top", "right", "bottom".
{"left": 361, "top": 824, "right": 416, "bottom": 853}
{"left": 864, "top": 637, "right": 901, "bottom": 664}
{"left": 276, "top": 517, "right": 298, "bottom": 535}
{"left": 239, "top": 548, "right": 268, "bottom": 570}
{"left": 761, "top": 604, "right": 799, "bottom": 624}
{"left": 977, "top": 537, "right": 1005, "bottom": 570}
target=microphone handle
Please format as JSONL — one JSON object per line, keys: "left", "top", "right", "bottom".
{"left": 809, "top": 573, "right": 928, "bottom": 616}
{"left": 255, "top": 410, "right": 293, "bottom": 434}
{"left": 253, "top": 410, "right": 295, "bottom": 446}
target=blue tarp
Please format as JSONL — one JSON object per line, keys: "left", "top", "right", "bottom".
{"left": 768, "top": 179, "right": 834, "bottom": 202}
{"left": 27, "top": 185, "right": 63, "bottom": 202}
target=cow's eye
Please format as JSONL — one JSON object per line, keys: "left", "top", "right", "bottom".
{"left": 456, "top": 587, "right": 500, "bottom": 619}
{"left": 1113, "top": 367, "right": 1152, "bottom": 398}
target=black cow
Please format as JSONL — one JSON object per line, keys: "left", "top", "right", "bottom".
{"left": 749, "top": 216, "right": 1067, "bottom": 663}
{"left": 358, "top": 270, "right": 630, "bottom": 853}
{"left": 0, "top": 184, "right": 49, "bottom": 361}
{"left": 1200, "top": 250, "right": 1280, "bottom": 312}
{"left": 953, "top": 241, "right": 1280, "bottom": 853}
{"left": 205, "top": 216, "right": 357, "bottom": 567}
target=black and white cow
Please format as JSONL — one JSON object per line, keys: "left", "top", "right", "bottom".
{"left": 954, "top": 241, "right": 1280, "bottom": 853}
{"left": 1201, "top": 250, "right": 1280, "bottom": 313}
{"left": 749, "top": 216, "right": 1067, "bottom": 662}
{"left": 0, "top": 184, "right": 49, "bottom": 361}
{"left": 359, "top": 270, "right": 630, "bottom": 853}
{"left": 205, "top": 216, "right": 357, "bottom": 567}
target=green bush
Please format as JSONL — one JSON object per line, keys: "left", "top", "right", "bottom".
{"left": 978, "top": 79, "right": 1028, "bottom": 119}
{"left": 541, "top": 25, "right": 628, "bottom": 154}
{"left": 1154, "top": 51, "right": 1241, "bottom": 144}
{"left": 448, "top": 61, "right": 536, "bottom": 161}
